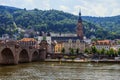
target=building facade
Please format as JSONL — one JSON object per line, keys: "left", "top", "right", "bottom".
{"left": 51, "top": 36, "right": 85, "bottom": 54}
{"left": 63, "top": 39, "right": 85, "bottom": 53}
{"left": 94, "top": 40, "right": 116, "bottom": 50}
{"left": 37, "top": 11, "right": 86, "bottom": 54}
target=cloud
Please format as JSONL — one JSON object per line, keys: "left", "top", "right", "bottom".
{"left": 41, "top": 0, "right": 50, "bottom": 10}
{"left": 71, "top": 5, "right": 88, "bottom": 15}
{"left": 112, "top": 9, "right": 120, "bottom": 16}
{"left": 94, "top": 5, "right": 108, "bottom": 16}
{"left": 22, "top": 0, "right": 51, "bottom": 10}
{"left": 59, "top": 5, "right": 70, "bottom": 11}
{"left": 0, "top": 0, "right": 35, "bottom": 9}
{"left": 0, "top": 0, "right": 51, "bottom": 10}
{"left": 0, "top": 0, "right": 120, "bottom": 16}
{"left": 71, "top": 0, "right": 120, "bottom": 16}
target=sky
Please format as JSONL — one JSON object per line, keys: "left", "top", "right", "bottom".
{"left": 0, "top": 0, "right": 120, "bottom": 17}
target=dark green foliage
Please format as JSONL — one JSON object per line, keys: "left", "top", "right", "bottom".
{"left": 100, "top": 48, "right": 106, "bottom": 55}
{"left": 91, "top": 46, "right": 97, "bottom": 54}
{"left": 109, "top": 48, "right": 115, "bottom": 56}
{"left": 61, "top": 47, "right": 65, "bottom": 54}
{"left": 84, "top": 48, "right": 90, "bottom": 54}
{"left": 83, "top": 16, "right": 120, "bottom": 39}
{"left": 118, "top": 48, "right": 120, "bottom": 55}
{"left": 76, "top": 48, "right": 79, "bottom": 54}
{"left": 0, "top": 6, "right": 78, "bottom": 37}
{"left": 69, "top": 48, "right": 74, "bottom": 55}
{"left": 0, "top": 5, "right": 120, "bottom": 39}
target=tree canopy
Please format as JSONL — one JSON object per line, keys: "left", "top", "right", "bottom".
{"left": 0, "top": 5, "right": 120, "bottom": 39}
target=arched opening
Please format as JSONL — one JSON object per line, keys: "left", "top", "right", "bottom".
{"left": 1, "top": 48, "right": 14, "bottom": 64}
{"left": 32, "top": 51, "right": 39, "bottom": 61}
{"left": 19, "top": 49, "right": 29, "bottom": 63}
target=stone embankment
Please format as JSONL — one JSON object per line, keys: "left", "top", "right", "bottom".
{"left": 45, "top": 59, "right": 120, "bottom": 63}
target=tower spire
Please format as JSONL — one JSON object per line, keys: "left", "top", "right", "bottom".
{"left": 79, "top": 9, "right": 81, "bottom": 16}
{"left": 76, "top": 9, "right": 84, "bottom": 40}
{"left": 78, "top": 9, "right": 82, "bottom": 22}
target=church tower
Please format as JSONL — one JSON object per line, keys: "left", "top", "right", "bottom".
{"left": 76, "top": 10, "right": 84, "bottom": 40}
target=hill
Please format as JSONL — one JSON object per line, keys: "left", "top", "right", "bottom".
{"left": 82, "top": 16, "right": 120, "bottom": 39}
{"left": 0, "top": 5, "right": 120, "bottom": 39}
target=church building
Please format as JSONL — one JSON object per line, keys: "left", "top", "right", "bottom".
{"left": 38, "top": 11, "right": 85, "bottom": 54}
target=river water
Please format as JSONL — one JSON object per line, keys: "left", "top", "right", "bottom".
{"left": 0, "top": 62, "right": 120, "bottom": 80}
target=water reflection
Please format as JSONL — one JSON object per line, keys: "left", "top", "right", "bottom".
{"left": 0, "top": 62, "right": 120, "bottom": 80}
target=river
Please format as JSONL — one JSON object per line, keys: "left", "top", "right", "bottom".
{"left": 0, "top": 62, "right": 120, "bottom": 80}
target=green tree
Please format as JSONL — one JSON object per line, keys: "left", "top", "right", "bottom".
{"left": 1, "top": 5, "right": 120, "bottom": 39}
{"left": 101, "top": 48, "right": 106, "bottom": 55}
{"left": 43, "top": 36, "right": 46, "bottom": 40}
{"left": 61, "top": 47, "right": 65, "bottom": 54}
{"left": 76, "top": 48, "right": 79, "bottom": 55}
{"left": 106, "top": 50, "right": 110, "bottom": 55}
{"left": 109, "top": 48, "right": 115, "bottom": 57}
{"left": 114, "top": 50, "right": 118, "bottom": 57}
{"left": 69, "top": 48, "right": 74, "bottom": 55}
{"left": 118, "top": 48, "right": 120, "bottom": 55}
{"left": 97, "top": 49, "right": 101, "bottom": 55}
{"left": 91, "top": 46, "right": 97, "bottom": 54}
{"left": 84, "top": 48, "right": 89, "bottom": 54}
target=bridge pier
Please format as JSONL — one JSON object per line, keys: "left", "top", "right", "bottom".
{"left": 39, "top": 49, "right": 47, "bottom": 61}
{"left": 39, "top": 40, "right": 48, "bottom": 61}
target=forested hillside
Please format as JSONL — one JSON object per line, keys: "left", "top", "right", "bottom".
{"left": 83, "top": 16, "right": 120, "bottom": 39}
{"left": 0, "top": 5, "right": 120, "bottom": 39}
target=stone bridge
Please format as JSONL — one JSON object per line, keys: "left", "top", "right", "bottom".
{"left": 0, "top": 40, "right": 47, "bottom": 65}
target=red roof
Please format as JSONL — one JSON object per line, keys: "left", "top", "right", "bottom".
{"left": 19, "top": 38, "right": 36, "bottom": 42}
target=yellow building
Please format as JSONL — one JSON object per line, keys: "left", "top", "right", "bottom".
{"left": 54, "top": 42, "right": 63, "bottom": 53}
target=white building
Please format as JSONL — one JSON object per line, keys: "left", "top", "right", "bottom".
{"left": 38, "top": 36, "right": 51, "bottom": 45}
{"left": 95, "top": 40, "right": 112, "bottom": 50}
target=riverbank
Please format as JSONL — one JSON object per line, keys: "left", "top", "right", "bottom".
{"left": 45, "top": 59, "right": 120, "bottom": 63}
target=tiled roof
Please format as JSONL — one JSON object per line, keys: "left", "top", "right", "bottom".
{"left": 96, "top": 40, "right": 110, "bottom": 45}
{"left": 19, "top": 38, "right": 36, "bottom": 42}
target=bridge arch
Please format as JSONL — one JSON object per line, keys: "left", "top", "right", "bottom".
{"left": 1, "top": 48, "right": 14, "bottom": 64}
{"left": 19, "top": 49, "right": 29, "bottom": 63}
{"left": 32, "top": 51, "right": 39, "bottom": 61}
